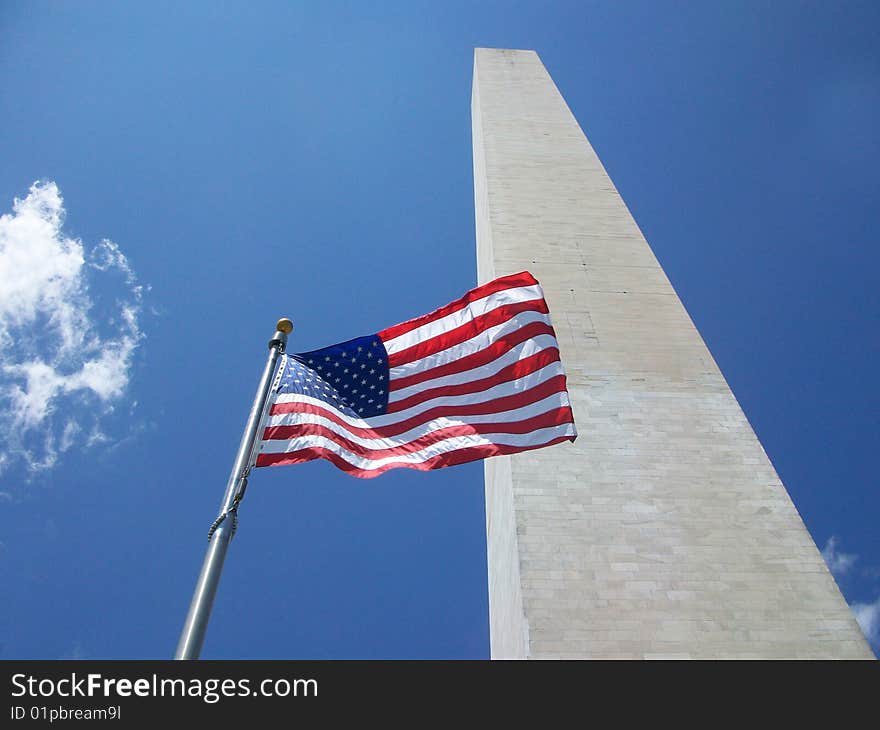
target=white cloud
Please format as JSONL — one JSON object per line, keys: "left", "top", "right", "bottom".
{"left": 0, "top": 181, "right": 144, "bottom": 474}
{"left": 59, "top": 420, "right": 81, "bottom": 453}
{"left": 852, "top": 597, "right": 880, "bottom": 648}
{"left": 821, "top": 537, "right": 879, "bottom": 652}
{"left": 821, "top": 536, "right": 857, "bottom": 578}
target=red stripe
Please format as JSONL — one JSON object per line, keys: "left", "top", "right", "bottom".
{"left": 377, "top": 271, "right": 538, "bottom": 343}
{"left": 387, "top": 299, "right": 548, "bottom": 368}
{"left": 255, "top": 434, "right": 575, "bottom": 478}
{"left": 266, "top": 374, "right": 570, "bottom": 439}
{"left": 390, "top": 320, "right": 557, "bottom": 392}
{"left": 260, "top": 409, "right": 573, "bottom": 462}
{"left": 387, "top": 348, "right": 560, "bottom": 414}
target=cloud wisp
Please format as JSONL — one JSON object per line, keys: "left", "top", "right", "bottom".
{"left": 852, "top": 597, "right": 880, "bottom": 650}
{"left": 821, "top": 535, "right": 880, "bottom": 654}
{"left": 0, "top": 181, "right": 144, "bottom": 475}
{"left": 821, "top": 536, "right": 858, "bottom": 579}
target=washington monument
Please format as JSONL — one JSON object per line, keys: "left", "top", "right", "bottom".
{"left": 472, "top": 48, "right": 871, "bottom": 658}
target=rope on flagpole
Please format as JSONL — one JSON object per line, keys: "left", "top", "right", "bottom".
{"left": 175, "top": 317, "right": 293, "bottom": 660}
{"left": 206, "top": 483, "right": 243, "bottom": 541}
{"left": 204, "top": 345, "right": 288, "bottom": 543}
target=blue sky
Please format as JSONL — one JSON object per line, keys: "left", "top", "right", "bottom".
{"left": 0, "top": 1, "right": 877, "bottom": 658}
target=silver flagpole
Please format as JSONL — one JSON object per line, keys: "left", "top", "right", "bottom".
{"left": 175, "top": 317, "right": 293, "bottom": 660}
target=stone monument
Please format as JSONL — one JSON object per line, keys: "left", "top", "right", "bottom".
{"left": 472, "top": 47, "right": 871, "bottom": 658}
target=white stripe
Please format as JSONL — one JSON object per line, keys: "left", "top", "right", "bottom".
{"left": 389, "top": 333, "right": 559, "bottom": 403}
{"left": 264, "top": 391, "right": 572, "bottom": 447}
{"left": 258, "top": 424, "right": 578, "bottom": 469}
{"left": 388, "top": 309, "right": 554, "bottom": 381}
{"left": 382, "top": 284, "right": 545, "bottom": 355}
{"left": 272, "top": 360, "right": 566, "bottom": 429}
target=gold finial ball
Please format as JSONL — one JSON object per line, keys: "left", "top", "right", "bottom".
{"left": 276, "top": 318, "right": 294, "bottom": 334}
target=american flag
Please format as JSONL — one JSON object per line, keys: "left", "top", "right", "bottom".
{"left": 255, "top": 271, "right": 577, "bottom": 478}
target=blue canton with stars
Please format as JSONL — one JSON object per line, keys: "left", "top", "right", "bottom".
{"left": 276, "top": 335, "right": 390, "bottom": 418}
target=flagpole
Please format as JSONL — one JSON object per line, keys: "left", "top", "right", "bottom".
{"left": 174, "top": 317, "right": 293, "bottom": 660}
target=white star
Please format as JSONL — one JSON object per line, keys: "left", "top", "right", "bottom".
{"left": 370, "top": 368, "right": 376, "bottom": 374}
{"left": 377, "top": 359, "right": 383, "bottom": 364}
{"left": 378, "top": 375, "right": 384, "bottom": 381}
{"left": 360, "top": 363, "right": 366, "bottom": 369}
{"left": 357, "top": 346, "right": 363, "bottom": 352}
{"left": 325, "top": 356, "right": 331, "bottom": 361}
{"left": 368, "top": 398, "right": 374, "bottom": 404}
{"left": 369, "top": 384, "right": 375, "bottom": 390}
{"left": 367, "top": 352, "right": 373, "bottom": 359}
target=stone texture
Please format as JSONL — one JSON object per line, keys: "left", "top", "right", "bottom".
{"left": 472, "top": 47, "right": 872, "bottom": 659}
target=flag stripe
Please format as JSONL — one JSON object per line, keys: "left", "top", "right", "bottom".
{"left": 387, "top": 347, "right": 561, "bottom": 414}
{"left": 273, "top": 360, "right": 566, "bottom": 426}
{"left": 260, "top": 408, "right": 573, "bottom": 459}
{"left": 267, "top": 374, "right": 571, "bottom": 438}
{"left": 389, "top": 334, "right": 558, "bottom": 403}
{"left": 265, "top": 391, "right": 572, "bottom": 442}
{"left": 381, "top": 283, "right": 544, "bottom": 356}
{"left": 257, "top": 424, "right": 576, "bottom": 473}
{"left": 385, "top": 298, "right": 549, "bottom": 368}
{"left": 255, "top": 435, "right": 575, "bottom": 477}
{"left": 388, "top": 310, "right": 554, "bottom": 383}
{"left": 377, "top": 271, "right": 538, "bottom": 343}
{"left": 389, "top": 320, "right": 557, "bottom": 393}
